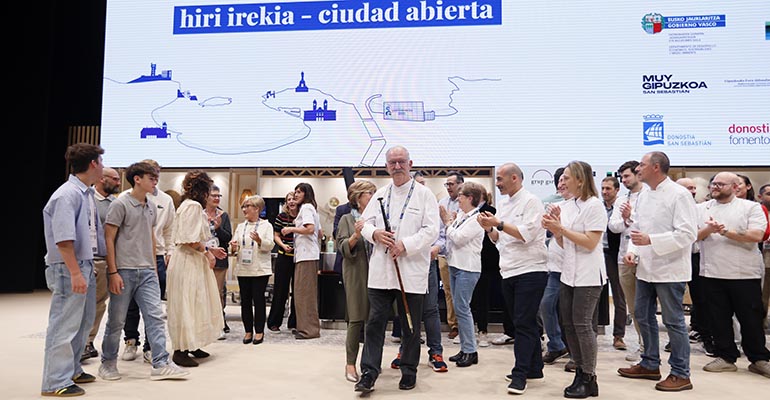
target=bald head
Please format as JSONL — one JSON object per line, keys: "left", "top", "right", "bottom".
{"left": 99, "top": 167, "right": 121, "bottom": 196}
{"left": 709, "top": 172, "right": 738, "bottom": 203}
{"left": 676, "top": 177, "right": 697, "bottom": 198}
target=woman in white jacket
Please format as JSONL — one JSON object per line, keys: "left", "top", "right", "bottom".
{"left": 230, "top": 195, "right": 275, "bottom": 345}
{"left": 443, "top": 181, "right": 486, "bottom": 368}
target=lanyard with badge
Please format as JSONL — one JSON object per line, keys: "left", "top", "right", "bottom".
{"left": 384, "top": 178, "right": 416, "bottom": 235}
{"left": 447, "top": 208, "right": 480, "bottom": 255}
{"left": 88, "top": 190, "right": 98, "bottom": 254}
{"left": 239, "top": 220, "right": 259, "bottom": 265}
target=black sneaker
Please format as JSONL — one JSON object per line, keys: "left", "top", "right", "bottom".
{"left": 664, "top": 342, "right": 671, "bottom": 353}
{"left": 543, "top": 348, "right": 569, "bottom": 364}
{"left": 41, "top": 384, "right": 85, "bottom": 397}
{"left": 507, "top": 379, "right": 527, "bottom": 395}
{"left": 688, "top": 331, "right": 701, "bottom": 343}
{"left": 390, "top": 353, "right": 401, "bottom": 369}
{"left": 702, "top": 341, "right": 717, "bottom": 357}
{"left": 399, "top": 374, "right": 416, "bottom": 390}
{"left": 223, "top": 322, "right": 231, "bottom": 334}
{"left": 80, "top": 342, "right": 98, "bottom": 362}
{"left": 354, "top": 373, "right": 375, "bottom": 393}
{"left": 72, "top": 372, "right": 96, "bottom": 384}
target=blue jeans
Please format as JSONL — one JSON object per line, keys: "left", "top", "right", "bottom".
{"left": 540, "top": 272, "right": 566, "bottom": 352}
{"left": 635, "top": 280, "right": 690, "bottom": 378}
{"left": 101, "top": 268, "right": 169, "bottom": 367}
{"left": 450, "top": 266, "right": 481, "bottom": 353}
{"left": 41, "top": 260, "right": 96, "bottom": 393}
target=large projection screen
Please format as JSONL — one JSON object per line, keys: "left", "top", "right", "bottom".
{"left": 100, "top": 1, "right": 770, "bottom": 168}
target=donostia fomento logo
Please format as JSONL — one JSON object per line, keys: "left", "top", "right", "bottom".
{"left": 642, "top": 13, "right": 725, "bottom": 34}
{"left": 643, "top": 115, "right": 665, "bottom": 146}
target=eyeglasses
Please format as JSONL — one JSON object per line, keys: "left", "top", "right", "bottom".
{"left": 444, "top": 182, "right": 457, "bottom": 188}
{"left": 708, "top": 182, "right": 729, "bottom": 189}
{"left": 387, "top": 160, "right": 409, "bottom": 167}
{"left": 241, "top": 204, "right": 254, "bottom": 209}
{"left": 211, "top": 194, "right": 223, "bottom": 198}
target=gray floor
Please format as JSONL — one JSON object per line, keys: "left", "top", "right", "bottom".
{"left": 2, "top": 290, "right": 768, "bottom": 399}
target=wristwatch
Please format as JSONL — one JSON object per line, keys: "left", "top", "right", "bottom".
{"left": 496, "top": 221, "right": 505, "bottom": 231}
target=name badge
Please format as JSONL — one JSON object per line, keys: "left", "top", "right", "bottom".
{"left": 240, "top": 249, "right": 254, "bottom": 265}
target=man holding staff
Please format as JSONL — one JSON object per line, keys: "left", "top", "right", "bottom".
{"left": 355, "top": 145, "right": 440, "bottom": 393}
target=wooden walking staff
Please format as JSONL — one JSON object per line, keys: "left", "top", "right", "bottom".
{"left": 377, "top": 197, "right": 413, "bottom": 335}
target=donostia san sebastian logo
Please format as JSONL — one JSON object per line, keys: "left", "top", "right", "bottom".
{"left": 643, "top": 115, "right": 664, "bottom": 146}
{"left": 642, "top": 74, "right": 707, "bottom": 94}
{"left": 642, "top": 13, "right": 725, "bottom": 34}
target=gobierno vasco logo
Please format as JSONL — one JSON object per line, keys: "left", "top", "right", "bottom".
{"left": 642, "top": 13, "right": 725, "bottom": 34}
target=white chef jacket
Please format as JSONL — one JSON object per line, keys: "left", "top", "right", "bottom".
{"left": 608, "top": 187, "right": 647, "bottom": 265}
{"left": 496, "top": 188, "right": 548, "bottom": 279}
{"left": 361, "top": 178, "right": 439, "bottom": 294}
{"left": 626, "top": 178, "right": 698, "bottom": 283}
{"left": 446, "top": 208, "right": 484, "bottom": 273}
{"left": 559, "top": 196, "right": 608, "bottom": 287}
{"left": 698, "top": 197, "right": 766, "bottom": 279}
{"left": 546, "top": 199, "right": 575, "bottom": 273}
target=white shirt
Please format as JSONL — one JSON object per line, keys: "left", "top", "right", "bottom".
{"left": 546, "top": 199, "right": 574, "bottom": 273}
{"left": 608, "top": 187, "right": 647, "bottom": 264}
{"left": 495, "top": 188, "right": 548, "bottom": 279}
{"left": 437, "top": 195, "right": 460, "bottom": 256}
{"left": 698, "top": 197, "right": 765, "bottom": 279}
{"left": 446, "top": 208, "right": 484, "bottom": 273}
{"left": 293, "top": 203, "right": 320, "bottom": 262}
{"left": 627, "top": 178, "right": 698, "bottom": 283}
{"left": 232, "top": 219, "right": 275, "bottom": 277}
{"left": 361, "top": 178, "right": 439, "bottom": 294}
{"left": 559, "top": 197, "right": 608, "bottom": 287}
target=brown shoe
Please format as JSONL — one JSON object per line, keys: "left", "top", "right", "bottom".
{"left": 655, "top": 374, "right": 693, "bottom": 391}
{"left": 613, "top": 336, "right": 627, "bottom": 350}
{"left": 617, "top": 364, "right": 661, "bottom": 380}
{"left": 447, "top": 327, "right": 459, "bottom": 339}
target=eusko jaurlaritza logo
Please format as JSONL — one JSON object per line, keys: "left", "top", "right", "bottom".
{"left": 642, "top": 13, "right": 725, "bottom": 34}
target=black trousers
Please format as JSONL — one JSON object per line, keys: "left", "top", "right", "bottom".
{"left": 501, "top": 271, "right": 548, "bottom": 384}
{"left": 266, "top": 253, "right": 296, "bottom": 329}
{"left": 238, "top": 276, "right": 270, "bottom": 334}
{"left": 703, "top": 277, "right": 770, "bottom": 363}
{"left": 361, "top": 289, "right": 424, "bottom": 379}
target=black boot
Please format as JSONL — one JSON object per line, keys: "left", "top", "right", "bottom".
{"left": 456, "top": 352, "right": 478, "bottom": 367}
{"left": 565, "top": 367, "right": 583, "bottom": 393}
{"left": 448, "top": 351, "right": 465, "bottom": 362}
{"left": 564, "top": 370, "right": 598, "bottom": 399}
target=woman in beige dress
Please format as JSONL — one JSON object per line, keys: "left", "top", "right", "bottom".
{"left": 166, "top": 170, "right": 228, "bottom": 367}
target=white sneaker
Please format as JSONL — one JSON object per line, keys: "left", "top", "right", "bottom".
{"left": 453, "top": 336, "right": 461, "bottom": 344}
{"left": 477, "top": 332, "right": 490, "bottom": 348}
{"left": 98, "top": 361, "right": 121, "bottom": 381}
{"left": 703, "top": 357, "right": 738, "bottom": 372}
{"left": 625, "top": 348, "right": 641, "bottom": 362}
{"left": 748, "top": 360, "right": 770, "bottom": 378}
{"left": 121, "top": 339, "right": 138, "bottom": 361}
{"left": 150, "top": 361, "right": 190, "bottom": 381}
{"left": 143, "top": 350, "right": 152, "bottom": 364}
{"left": 491, "top": 334, "right": 515, "bottom": 345}
{"left": 390, "top": 336, "right": 401, "bottom": 343}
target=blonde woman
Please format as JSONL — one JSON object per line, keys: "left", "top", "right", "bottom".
{"left": 336, "top": 180, "right": 377, "bottom": 382}
{"left": 542, "top": 161, "right": 607, "bottom": 398}
{"left": 230, "top": 195, "right": 275, "bottom": 345}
